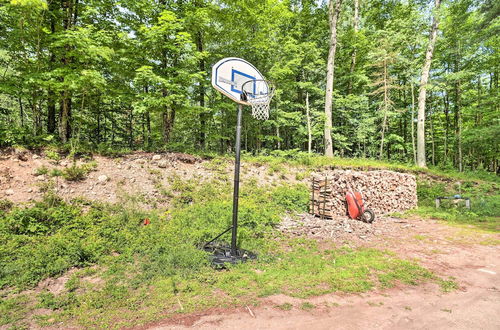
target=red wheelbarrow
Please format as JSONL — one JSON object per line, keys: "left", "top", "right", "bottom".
{"left": 346, "top": 191, "right": 375, "bottom": 223}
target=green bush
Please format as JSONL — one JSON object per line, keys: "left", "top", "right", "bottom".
{"left": 62, "top": 162, "right": 97, "bottom": 181}
{"left": 0, "top": 199, "right": 13, "bottom": 212}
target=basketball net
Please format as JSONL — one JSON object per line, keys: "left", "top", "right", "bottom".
{"left": 242, "top": 80, "right": 275, "bottom": 121}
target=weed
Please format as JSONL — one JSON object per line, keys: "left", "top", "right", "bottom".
{"left": 62, "top": 162, "right": 97, "bottom": 181}
{"left": 50, "top": 168, "right": 63, "bottom": 177}
{"left": 0, "top": 199, "right": 14, "bottom": 212}
{"left": 275, "top": 303, "right": 293, "bottom": 311}
{"left": 0, "top": 295, "right": 32, "bottom": 327}
{"left": 404, "top": 306, "right": 412, "bottom": 311}
{"left": 35, "top": 166, "right": 49, "bottom": 176}
{"left": 438, "top": 278, "right": 459, "bottom": 293}
{"left": 0, "top": 177, "right": 439, "bottom": 328}
{"left": 45, "top": 150, "right": 61, "bottom": 162}
{"left": 441, "top": 308, "right": 452, "bottom": 313}
{"left": 295, "top": 170, "right": 310, "bottom": 181}
{"left": 300, "top": 302, "right": 315, "bottom": 310}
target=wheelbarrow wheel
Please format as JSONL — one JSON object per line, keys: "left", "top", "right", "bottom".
{"left": 362, "top": 209, "right": 375, "bottom": 223}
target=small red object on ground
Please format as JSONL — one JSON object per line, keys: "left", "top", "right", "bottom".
{"left": 143, "top": 218, "right": 151, "bottom": 226}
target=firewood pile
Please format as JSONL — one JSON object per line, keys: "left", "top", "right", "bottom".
{"left": 310, "top": 170, "right": 417, "bottom": 219}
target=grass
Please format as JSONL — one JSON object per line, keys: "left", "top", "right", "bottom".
{"left": 275, "top": 302, "right": 293, "bottom": 311}
{"left": 3, "top": 151, "right": 496, "bottom": 328}
{"left": 412, "top": 178, "right": 499, "bottom": 232}
{"left": 300, "top": 302, "right": 315, "bottom": 310}
{"left": 62, "top": 161, "right": 97, "bottom": 181}
{"left": 240, "top": 151, "right": 499, "bottom": 184}
{"left": 0, "top": 175, "right": 440, "bottom": 329}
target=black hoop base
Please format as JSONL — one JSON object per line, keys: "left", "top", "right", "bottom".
{"left": 203, "top": 242, "right": 256, "bottom": 268}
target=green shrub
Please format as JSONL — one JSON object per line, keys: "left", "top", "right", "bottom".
{"left": 0, "top": 199, "right": 13, "bottom": 212}
{"left": 62, "top": 162, "right": 97, "bottom": 181}
{"left": 45, "top": 150, "right": 61, "bottom": 162}
{"left": 35, "top": 166, "right": 49, "bottom": 176}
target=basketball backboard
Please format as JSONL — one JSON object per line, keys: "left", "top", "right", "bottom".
{"left": 211, "top": 57, "right": 266, "bottom": 105}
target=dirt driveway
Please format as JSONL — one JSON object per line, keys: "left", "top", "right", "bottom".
{"left": 146, "top": 218, "right": 500, "bottom": 330}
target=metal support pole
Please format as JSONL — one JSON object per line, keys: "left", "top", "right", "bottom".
{"left": 231, "top": 104, "right": 243, "bottom": 256}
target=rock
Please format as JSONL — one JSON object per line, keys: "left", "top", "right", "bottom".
{"left": 36, "top": 175, "right": 47, "bottom": 182}
{"left": 157, "top": 160, "right": 168, "bottom": 168}
{"left": 152, "top": 155, "right": 162, "bottom": 161}
{"left": 98, "top": 175, "right": 109, "bottom": 183}
{"left": 60, "top": 160, "right": 69, "bottom": 167}
{"left": 70, "top": 189, "right": 75, "bottom": 193}
{"left": 130, "top": 178, "right": 136, "bottom": 183}
{"left": 5, "top": 189, "right": 14, "bottom": 195}
{"left": 135, "top": 159, "right": 145, "bottom": 164}
{"left": 17, "top": 154, "right": 28, "bottom": 161}
{"left": 27, "top": 188, "right": 33, "bottom": 193}
{"left": 33, "top": 154, "right": 40, "bottom": 159}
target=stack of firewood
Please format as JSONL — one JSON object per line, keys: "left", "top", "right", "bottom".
{"left": 310, "top": 170, "right": 417, "bottom": 219}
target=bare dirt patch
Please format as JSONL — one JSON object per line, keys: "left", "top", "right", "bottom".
{"left": 0, "top": 151, "right": 303, "bottom": 209}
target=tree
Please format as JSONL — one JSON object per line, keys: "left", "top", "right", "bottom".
{"left": 324, "top": 0, "right": 342, "bottom": 157}
{"left": 416, "top": 0, "right": 441, "bottom": 168}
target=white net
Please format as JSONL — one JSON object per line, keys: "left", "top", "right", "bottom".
{"left": 242, "top": 80, "right": 275, "bottom": 121}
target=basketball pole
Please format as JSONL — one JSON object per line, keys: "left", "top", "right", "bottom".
{"left": 231, "top": 103, "right": 243, "bottom": 256}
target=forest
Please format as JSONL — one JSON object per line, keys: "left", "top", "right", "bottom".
{"left": 0, "top": 0, "right": 498, "bottom": 172}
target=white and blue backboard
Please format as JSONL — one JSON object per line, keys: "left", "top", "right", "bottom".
{"left": 211, "top": 57, "right": 266, "bottom": 105}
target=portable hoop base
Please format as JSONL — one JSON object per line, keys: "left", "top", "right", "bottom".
{"left": 203, "top": 242, "right": 257, "bottom": 268}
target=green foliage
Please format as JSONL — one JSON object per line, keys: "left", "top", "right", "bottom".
{"left": 414, "top": 178, "right": 499, "bottom": 232}
{"left": 62, "top": 162, "right": 97, "bottom": 181}
{"left": 35, "top": 165, "right": 49, "bottom": 176}
{"left": 0, "top": 199, "right": 14, "bottom": 212}
{"left": 0, "top": 172, "right": 447, "bottom": 328}
{"left": 0, "top": 295, "right": 32, "bottom": 327}
{"left": 0, "top": 0, "right": 496, "bottom": 174}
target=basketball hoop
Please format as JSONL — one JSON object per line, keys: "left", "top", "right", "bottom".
{"left": 242, "top": 79, "right": 275, "bottom": 120}
{"left": 206, "top": 58, "right": 276, "bottom": 266}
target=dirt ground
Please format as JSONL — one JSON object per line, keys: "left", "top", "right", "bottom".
{"left": 145, "top": 217, "right": 499, "bottom": 330}
{"left": 0, "top": 150, "right": 300, "bottom": 207}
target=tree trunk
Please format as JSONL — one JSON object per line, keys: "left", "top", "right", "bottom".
{"left": 59, "top": 0, "right": 74, "bottom": 143}
{"left": 416, "top": 0, "right": 441, "bottom": 168}
{"left": 196, "top": 31, "right": 207, "bottom": 149}
{"left": 162, "top": 109, "right": 175, "bottom": 144}
{"left": 276, "top": 125, "right": 281, "bottom": 150}
{"left": 59, "top": 94, "right": 72, "bottom": 143}
{"left": 306, "top": 92, "right": 312, "bottom": 154}
{"left": 455, "top": 80, "right": 463, "bottom": 172}
{"left": 410, "top": 83, "right": 417, "bottom": 165}
{"left": 324, "top": 0, "right": 342, "bottom": 157}
{"left": 47, "top": 89, "right": 56, "bottom": 134}
{"left": 429, "top": 93, "right": 436, "bottom": 166}
{"left": 443, "top": 91, "right": 449, "bottom": 163}
{"left": 379, "top": 58, "right": 388, "bottom": 159}
{"left": 347, "top": 0, "right": 359, "bottom": 95}
{"left": 47, "top": 1, "right": 57, "bottom": 134}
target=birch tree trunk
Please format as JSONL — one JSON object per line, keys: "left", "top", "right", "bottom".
{"left": 379, "top": 59, "right": 389, "bottom": 159}
{"left": 410, "top": 82, "right": 417, "bottom": 165}
{"left": 306, "top": 92, "right": 312, "bottom": 154}
{"left": 347, "top": 0, "right": 359, "bottom": 95}
{"left": 324, "top": 0, "right": 342, "bottom": 158}
{"left": 417, "top": 0, "right": 441, "bottom": 168}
